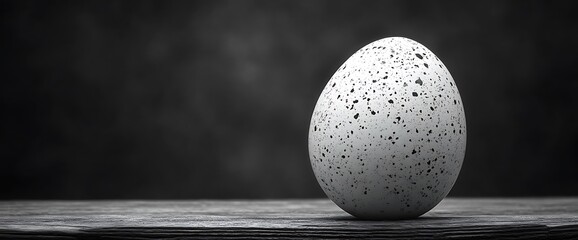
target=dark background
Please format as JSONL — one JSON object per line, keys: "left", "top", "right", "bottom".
{"left": 1, "top": 0, "right": 577, "bottom": 199}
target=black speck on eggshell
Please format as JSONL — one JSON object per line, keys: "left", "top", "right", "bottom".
{"left": 308, "top": 37, "right": 466, "bottom": 220}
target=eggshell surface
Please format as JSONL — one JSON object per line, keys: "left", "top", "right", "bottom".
{"left": 308, "top": 37, "right": 466, "bottom": 220}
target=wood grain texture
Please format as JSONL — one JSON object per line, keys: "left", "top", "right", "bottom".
{"left": 0, "top": 198, "right": 577, "bottom": 239}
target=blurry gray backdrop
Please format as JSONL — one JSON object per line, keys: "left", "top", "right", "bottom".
{"left": 1, "top": 0, "right": 577, "bottom": 199}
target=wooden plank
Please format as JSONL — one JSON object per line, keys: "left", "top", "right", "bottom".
{"left": 0, "top": 198, "right": 577, "bottom": 239}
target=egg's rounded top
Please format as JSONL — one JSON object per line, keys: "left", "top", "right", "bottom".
{"left": 308, "top": 37, "right": 466, "bottom": 219}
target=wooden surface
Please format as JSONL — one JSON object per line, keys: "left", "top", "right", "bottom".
{"left": 0, "top": 198, "right": 577, "bottom": 239}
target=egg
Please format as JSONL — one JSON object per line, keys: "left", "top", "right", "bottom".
{"left": 308, "top": 37, "right": 466, "bottom": 220}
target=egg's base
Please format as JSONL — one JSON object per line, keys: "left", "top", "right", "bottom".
{"left": 337, "top": 203, "right": 433, "bottom": 220}
{"left": 347, "top": 211, "right": 425, "bottom": 220}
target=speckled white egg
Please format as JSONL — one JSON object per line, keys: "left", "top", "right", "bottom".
{"left": 308, "top": 37, "right": 466, "bottom": 220}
